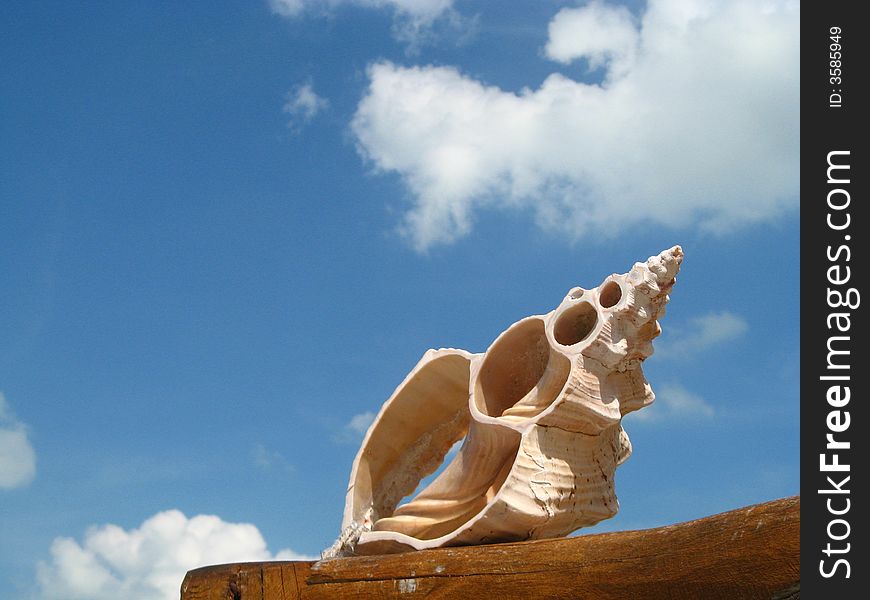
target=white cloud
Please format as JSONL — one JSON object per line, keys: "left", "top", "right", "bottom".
{"left": 283, "top": 82, "right": 329, "bottom": 131}
{"left": 253, "top": 443, "right": 295, "bottom": 473}
{"left": 36, "top": 510, "right": 316, "bottom": 600}
{"left": 332, "top": 411, "right": 376, "bottom": 443}
{"left": 0, "top": 392, "right": 36, "bottom": 490}
{"left": 347, "top": 411, "right": 376, "bottom": 435}
{"left": 351, "top": 0, "right": 799, "bottom": 251}
{"left": 657, "top": 311, "right": 748, "bottom": 358}
{"left": 269, "top": 0, "right": 463, "bottom": 47}
{"left": 633, "top": 383, "right": 714, "bottom": 422}
{"left": 270, "top": 0, "right": 453, "bottom": 20}
{"left": 545, "top": 1, "right": 638, "bottom": 75}
{"left": 270, "top": 0, "right": 306, "bottom": 15}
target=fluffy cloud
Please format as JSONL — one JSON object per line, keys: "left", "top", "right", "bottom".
{"left": 283, "top": 82, "right": 329, "bottom": 131}
{"left": 36, "top": 510, "right": 316, "bottom": 600}
{"left": 352, "top": 0, "right": 799, "bottom": 251}
{"left": 656, "top": 311, "right": 749, "bottom": 358}
{"left": 633, "top": 383, "right": 714, "bottom": 422}
{"left": 545, "top": 1, "right": 638, "bottom": 75}
{"left": 0, "top": 392, "right": 36, "bottom": 490}
{"left": 270, "top": 0, "right": 461, "bottom": 47}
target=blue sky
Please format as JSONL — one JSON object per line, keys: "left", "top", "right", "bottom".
{"left": 1, "top": 1, "right": 798, "bottom": 597}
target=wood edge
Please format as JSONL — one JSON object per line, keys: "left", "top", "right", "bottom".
{"left": 311, "top": 494, "right": 799, "bottom": 570}
{"left": 180, "top": 495, "right": 800, "bottom": 599}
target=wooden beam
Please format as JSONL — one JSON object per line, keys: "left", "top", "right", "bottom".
{"left": 181, "top": 495, "right": 799, "bottom": 599}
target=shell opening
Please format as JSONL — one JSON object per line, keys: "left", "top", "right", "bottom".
{"left": 599, "top": 280, "right": 623, "bottom": 308}
{"left": 353, "top": 353, "right": 471, "bottom": 523}
{"left": 553, "top": 301, "right": 599, "bottom": 346}
{"left": 475, "top": 318, "right": 570, "bottom": 419}
{"left": 371, "top": 431, "right": 521, "bottom": 541}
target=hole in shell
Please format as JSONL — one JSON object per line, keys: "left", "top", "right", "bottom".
{"left": 553, "top": 301, "right": 599, "bottom": 346}
{"left": 374, "top": 431, "right": 521, "bottom": 541}
{"left": 568, "top": 287, "right": 585, "bottom": 299}
{"left": 475, "top": 318, "right": 570, "bottom": 419}
{"left": 599, "top": 280, "right": 623, "bottom": 308}
{"left": 396, "top": 438, "right": 464, "bottom": 509}
{"left": 353, "top": 353, "right": 471, "bottom": 525}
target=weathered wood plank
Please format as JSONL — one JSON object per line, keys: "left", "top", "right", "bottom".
{"left": 181, "top": 562, "right": 307, "bottom": 600}
{"left": 181, "top": 495, "right": 799, "bottom": 599}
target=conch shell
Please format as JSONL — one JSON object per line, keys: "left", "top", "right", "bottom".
{"left": 326, "top": 246, "right": 683, "bottom": 557}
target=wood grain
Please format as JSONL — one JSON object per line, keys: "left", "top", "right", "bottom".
{"left": 181, "top": 495, "right": 799, "bottom": 599}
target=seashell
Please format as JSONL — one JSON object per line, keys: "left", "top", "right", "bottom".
{"left": 326, "top": 246, "right": 683, "bottom": 557}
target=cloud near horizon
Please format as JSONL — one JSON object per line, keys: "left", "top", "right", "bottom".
{"left": 351, "top": 0, "right": 799, "bottom": 251}
{"left": 632, "top": 383, "right": 715, "bottom": 422}
{"left": 36, "top": 510, "right": 316, "bottom": 600}
{"left": 656, "top": 311, "right": 749, "bottom": 359}
{"left": 0, "top": 392, "right": 37, "bottom": 490}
